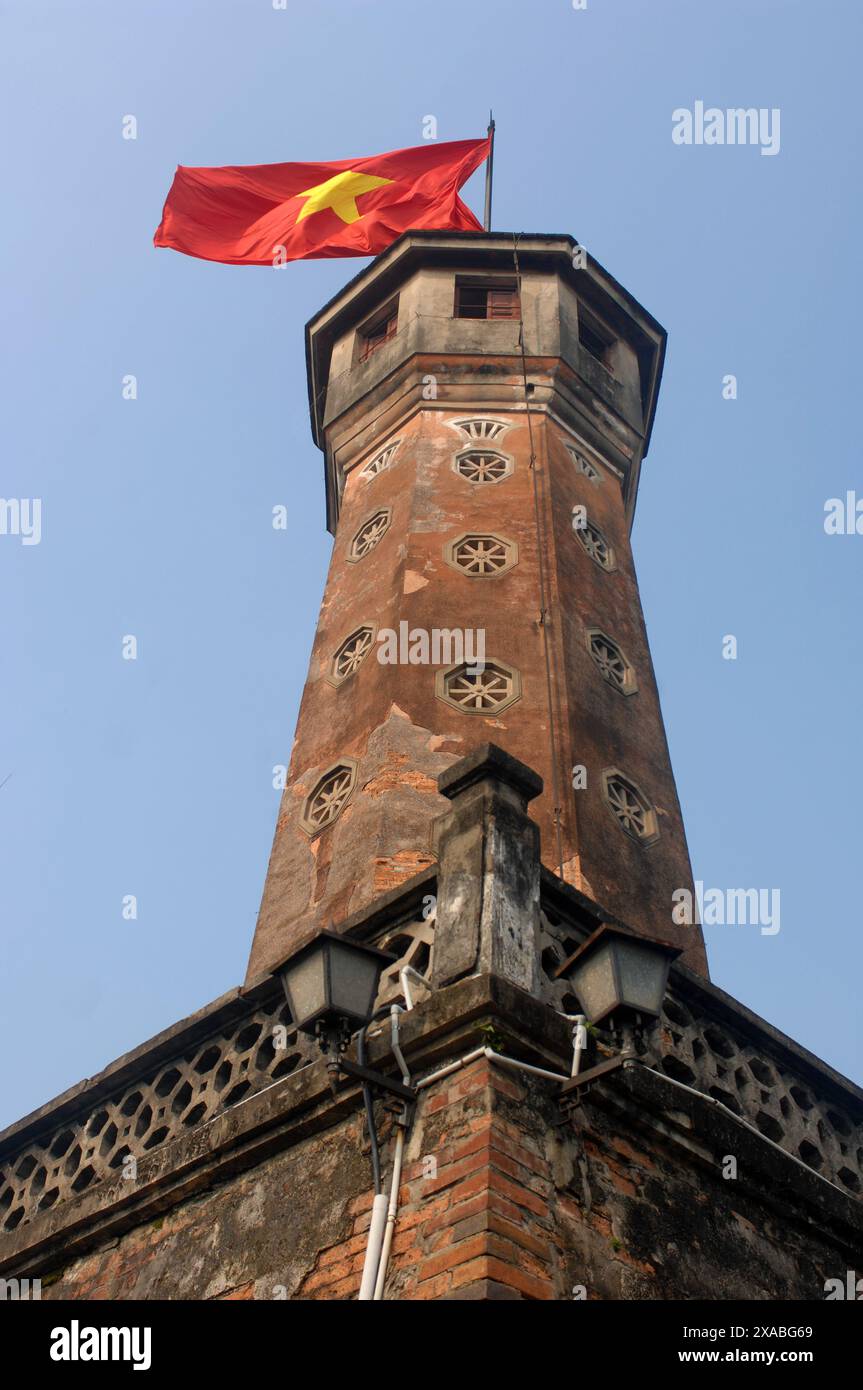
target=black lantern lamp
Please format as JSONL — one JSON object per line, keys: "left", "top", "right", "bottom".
{"left": 555, "top": 923, "right": 681, "bottom": 1097}
{"left": 274, "top": 930, "right": 415, "bottom": 1102}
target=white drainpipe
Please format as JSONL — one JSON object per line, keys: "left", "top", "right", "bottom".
{"left": 358, "top": 1193, "right": 389, "bottom": 1300}
{"left": 372, "top": 1123, "right": 406, "bottom": 1300}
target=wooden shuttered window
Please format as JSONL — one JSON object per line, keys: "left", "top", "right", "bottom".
{"left": 487, "top": 285, "right": 519, "bottom": 318}
{"left": 454, "top": 280, "right": 520, "bottom": 320}
{"left": 358, "top": 303, "right": 399, "bottom": 362}
{"left": 577, "top": 307, "right": 615, "bottom": 372}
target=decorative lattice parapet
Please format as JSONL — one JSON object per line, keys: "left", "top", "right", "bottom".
{"left": 370, "top": 913, "right": 435, "bottom": 1009}
{"left": 2, "top": 846, "right": 859, "bottom": 1252}
{"left": 0, "top": 877, "right": 439, "bottom": 1243}
{"left": 539, "top": 874, "right": 863, "bottom": 1202}
{"left": 0, "top": 984, "right": 318, "bottom": 1240}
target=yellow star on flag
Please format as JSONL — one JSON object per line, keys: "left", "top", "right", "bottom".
{"left": 295, "top": 170, "right": 394, "bottom": 224}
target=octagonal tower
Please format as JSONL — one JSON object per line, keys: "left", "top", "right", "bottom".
{"left": 247, "top": 231, "right": 707, "bottom": 982}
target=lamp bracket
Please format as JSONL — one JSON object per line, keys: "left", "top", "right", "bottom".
{"left": 338, "top": 1056, "right": 417, "bottom": 1104}
{"left": 558, "top": 1054, "right": 626, "bottom": 1104}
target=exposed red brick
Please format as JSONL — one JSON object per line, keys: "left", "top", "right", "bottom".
{"left": 416, "top": 1232, "right": 488, "bottom": 1282}
{"left": 413, "top": 1271, "right": 453, "bottom": 1300}
{"left": 487, "top": 1169, "right": 549, "bottom": 1219}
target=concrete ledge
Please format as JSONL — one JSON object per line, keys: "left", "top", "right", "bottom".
{"left": 437, "top": 743, "right": 543, "bottom": 806}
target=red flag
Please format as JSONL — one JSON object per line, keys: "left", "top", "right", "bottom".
{"left": 154, "top": 138, "right": 489, "bottom": 267}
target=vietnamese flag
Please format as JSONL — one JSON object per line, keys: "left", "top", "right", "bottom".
{"left": 154, "top": 137, "right": 490, "bottom": 267}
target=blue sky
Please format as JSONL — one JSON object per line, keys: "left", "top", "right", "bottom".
{"left": 1, "top": 0, "right": 860, "bottom": 1128}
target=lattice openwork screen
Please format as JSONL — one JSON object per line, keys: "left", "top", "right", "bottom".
{"left": 0, "top": 993, "right": 317, "bottom": 1236}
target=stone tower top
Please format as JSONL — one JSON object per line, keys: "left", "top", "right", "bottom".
{"left": 304, "top": 231, "right": 666, "bottom": 533}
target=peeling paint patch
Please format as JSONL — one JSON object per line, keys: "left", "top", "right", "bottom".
{"left": 562, "top": 853, "right": 582, "bottom": 891}
{"left": 364, "top": 768, "right": 438, "bottom": 795}
{"left": 403, "top": 571, "right": 429, "bottom": 593}
{"left": 373, "top": 851, "right": 436, "bottom": 894}
{"left": 427, "top": 735, "right": 464, "bottom": 753}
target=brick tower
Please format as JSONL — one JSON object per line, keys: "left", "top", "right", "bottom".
{"left": 248, "top": 231, "right": 708, "bottom": 982}
{"left": 3, "top": 232, "right": 861, "bottom": 1307}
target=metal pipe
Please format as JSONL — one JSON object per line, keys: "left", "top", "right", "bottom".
{"left": 359, "top": 1006, "right": 413, "bottom": 1301}
{"left": 485, "top": 1050, "right": 569, "bottom": 1084}
{"left": 390, "top": 1005, "right": 411, "bottom": 1087}
{"left": 415, "top": 1047, "right": 487, "bottom": 1091}
{"left": 372, "top": 1123, "right": 406, "bottom": 1300}
{"left": 557, "top": 1010, "right": 590, "bottom": 1078}
{"left": 399, "top": 965, "right": 429, "bottom": 1012}
{"left": 483, "top": 111, "right": 495, "bottom": 231}
{"left": 572, "top": 1015, "right": 588, "bottom": 1078}
{"left": 358, "top": 1193, "right": 389, "bottom": 1301}
{"left": 416, "top": 1046, "right": 567, "bottom": 1092}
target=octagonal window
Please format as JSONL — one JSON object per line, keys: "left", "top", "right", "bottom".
{"left": 453, "top": 449, "right": 512, "bottom": 485}
{"left": 300, "top": 760, "right": 359, "bottom": 836}
{"left": 436, "top": 659, "right": 522, "bottom": 715}
{"left": 348, "top": 509, "right": 391, "bottom": 562}
{"left": 444, "top": 533, "right": 518, "bottom": 578}
{"left": 573, "top": 514, "right": 615, "bottom": 570}
{"left": 328, "top": 625, "right": 377, "bottom": 687}
{"left": 601, "top": 769, "right": 659, "bottom": 845}
{"left": 586, "top": 629, "right": 637, "bottom": 695}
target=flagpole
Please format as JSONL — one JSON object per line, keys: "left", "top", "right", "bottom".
{"left": 483, "top": 111, "right": 495, "bottom": 232}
